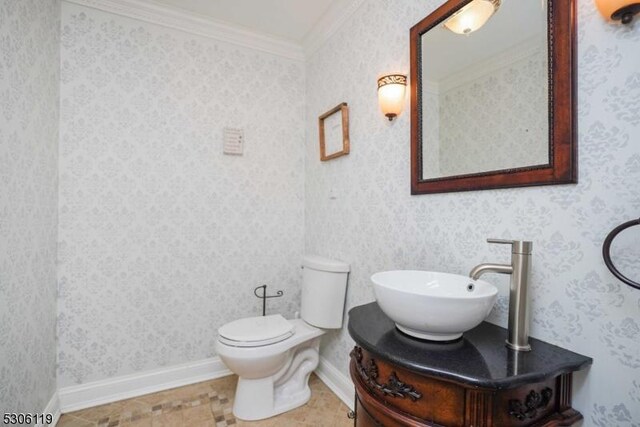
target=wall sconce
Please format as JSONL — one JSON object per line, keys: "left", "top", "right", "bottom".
{"left": 444, "top": 0, "right": 501, "bottom": 35}
{"left": 377, "top": 74, "right": 407, "bottom": 121}
{"left": 595, "top": 0, "right": 640, "bottom": 24}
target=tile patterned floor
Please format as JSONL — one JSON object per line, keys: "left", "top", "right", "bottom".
{"left": 57, "top": 374, "right": 353, "bottom": 427}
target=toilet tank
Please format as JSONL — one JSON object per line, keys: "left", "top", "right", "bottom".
{"left": 301, "top": 255, "right": 350, "bottom": 329}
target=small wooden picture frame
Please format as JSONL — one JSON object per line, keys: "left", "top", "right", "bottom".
{"left": 318, "top": 102, "right": 350, "bottom": 161}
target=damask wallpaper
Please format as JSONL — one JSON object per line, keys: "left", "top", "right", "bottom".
{"left": 58, "top": 3, "right": 305, "bottom": 387}
{"left": 305, "top": 0, "right": 640, "bottom": 425}
{"left": 0, "top": 0, "right": 60, "bottom": 414}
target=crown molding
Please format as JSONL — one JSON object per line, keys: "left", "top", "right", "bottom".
{"left": 63, "top": 0, "right": 369, "bottom": 61}
{"left": 303, "top": 0, "right": 366, "bottom": 57}
{"left": 63, "top": 0, "right": 305, "bottom": 61}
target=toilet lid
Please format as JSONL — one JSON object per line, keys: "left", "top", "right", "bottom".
{"left": 218, "top": 314, "right": 294, "bottom": 345}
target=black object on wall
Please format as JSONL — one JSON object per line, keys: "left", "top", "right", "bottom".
{"left": 603, "top": 218, "right": 640, "bottom": 290}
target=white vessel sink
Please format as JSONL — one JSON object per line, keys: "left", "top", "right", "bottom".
{"left": 371, "top": 270, "right": 498, "bottom": 341}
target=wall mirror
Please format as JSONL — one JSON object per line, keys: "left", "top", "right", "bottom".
{"left": 410, "top": 0, "right": 576, "bottom": 194}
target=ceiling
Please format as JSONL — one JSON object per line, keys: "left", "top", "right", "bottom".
{"left": 139, "top": 0, "right": 342, "bottom": 42}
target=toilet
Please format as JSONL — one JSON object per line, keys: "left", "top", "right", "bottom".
{"left": 215, "top": 255, "right": 350, "bottom": 421}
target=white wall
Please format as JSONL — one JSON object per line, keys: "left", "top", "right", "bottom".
{"left": 0, "top": 0, "right": 60, "bottom": 414}
{"left": 305, "top": 0, "right": 640, "bottom": 425}
{"left": 58, "top": 3, "right": 306, "bottom": 387}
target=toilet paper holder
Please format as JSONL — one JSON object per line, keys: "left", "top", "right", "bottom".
{"left": 254, "top": 284, "right": 284, "bottom": 316}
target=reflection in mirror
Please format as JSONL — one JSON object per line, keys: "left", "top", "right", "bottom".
{"left": 420, "top": 0, "right": 549, "bottom": 180}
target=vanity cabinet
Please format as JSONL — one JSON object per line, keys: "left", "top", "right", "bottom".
{"left": 348, "top": 303, "right": 592, "bottom": 427}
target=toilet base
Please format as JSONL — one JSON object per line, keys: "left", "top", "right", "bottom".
{"left": 232, "top": 337, "right": 321, "bottom": 421}
{"left": 233, "top": 377, "right": 312, "bottom": 421}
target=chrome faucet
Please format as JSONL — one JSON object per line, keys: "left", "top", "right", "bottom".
{"left": 469, "top": 239, "right": 533, "bottom": 352}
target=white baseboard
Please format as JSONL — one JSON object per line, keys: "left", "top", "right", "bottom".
{"left": 315, "top": 356, "right": 354, "bottom": 410}
{"left": 58, "top": 357, "right": 232, "bottom": 413}
{"left": 57, "top": 355, "right": 352, "bottom": 416}
{"left": 38, "top": 392, "right": 61, "bottom": 427}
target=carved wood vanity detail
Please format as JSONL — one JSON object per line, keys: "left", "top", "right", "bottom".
{"left": 348, "top": 303, "right": 592, "bottom": 427}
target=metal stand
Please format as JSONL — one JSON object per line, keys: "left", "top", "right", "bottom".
{"left": 254, "top": 285, "right": 284, "bottom": 316}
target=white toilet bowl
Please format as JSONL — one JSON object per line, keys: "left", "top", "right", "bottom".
{"left": 216, "top": 316, "right": 324, "bottom": 421}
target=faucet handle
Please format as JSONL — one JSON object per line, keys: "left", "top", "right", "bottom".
{"left": 487, "top": 239, "right": 533, "bottom": 255}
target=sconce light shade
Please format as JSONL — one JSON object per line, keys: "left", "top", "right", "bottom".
{"left": 444, "top": 0, "right": 501, "bottom": 35}
{"left": 595, "top": 0, "right": 640, "bottom": 24}
{"left": 377, "top": 74, "right": 407, "bottom": 121}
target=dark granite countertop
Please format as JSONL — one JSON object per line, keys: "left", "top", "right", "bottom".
{"left": 348, "top": 302, "right": 592, "bottom": 389}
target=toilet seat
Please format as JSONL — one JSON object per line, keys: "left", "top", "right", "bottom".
{"left": 218, "top": 314, "right": 294, "bottom": 348}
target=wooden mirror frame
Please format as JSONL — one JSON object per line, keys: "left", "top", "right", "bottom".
{"left": 410, "top": 0, "right": 577, "bottom": 194}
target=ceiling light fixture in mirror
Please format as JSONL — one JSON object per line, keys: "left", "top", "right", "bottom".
{"left": 444, "top": 0, "right": 501, "bottom": 35}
